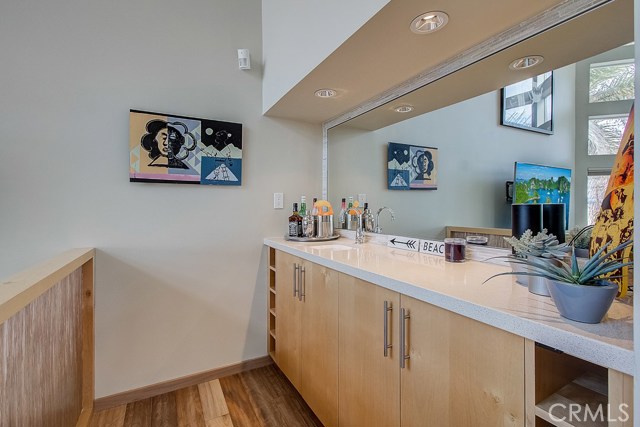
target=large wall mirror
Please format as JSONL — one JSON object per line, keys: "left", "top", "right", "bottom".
{"left": 327, "top": 0, "right": 634, "bottom": 242}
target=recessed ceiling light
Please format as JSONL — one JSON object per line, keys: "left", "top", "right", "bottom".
{"left": 394, "top": 105, "right": 414, "bottom": 113}
{"left": 314, "top": 88, "right": 337, "bottom": 98}
{"left": 410, "top": 11, "right": 449, "bottom": 34}
{"left": 509, "top": 56, "right": 544, "bottom": 70}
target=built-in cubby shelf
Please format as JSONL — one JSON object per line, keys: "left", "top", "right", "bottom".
{"left": 536, "top": 371, "right": 608, "bottom": 427}
{"left": 268, "top": 247, "right": 277, "bottom": 358}
{"left": 527, "top": 341, "right": 632, "bottom": 427}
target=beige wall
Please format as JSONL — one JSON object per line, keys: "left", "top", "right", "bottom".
{"left": 0, "top": 0, "right": 321, "bottom": 397}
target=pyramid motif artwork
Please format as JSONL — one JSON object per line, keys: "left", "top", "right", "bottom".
{"left": 129, "top": 109, "right": 242, "bottom": 186}
{"left": 205, "top": 163, "right": 239, "bottom": 182}
{"left": 390, "top": 173, "right": 408, "bottom": 187}
{"left": 387, "top": 142, "right": 437, "bottom": 190}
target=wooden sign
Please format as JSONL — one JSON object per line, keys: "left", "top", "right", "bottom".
{"left": 387, "top": 236, "right": 420, "bottom": 252}
{"left": 420, "top": 240, "right": 445, "bottom": 257}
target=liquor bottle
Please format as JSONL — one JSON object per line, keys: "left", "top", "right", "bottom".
{"left": 299, "top": 196, "right": 307, "bottom": 217}
{"left": 288, "top": 203, "right": 303, "bottom": 237}
{"left": 339, "top": 198, "right": 347, "bottom": 229}
{"left": 346, "top": 196, "right": 355, "bottom": 230}
{"left": 302, "top": 202, "right": 314, "bottom": 238}
{"left": 311, "top": 197, "right": 319, "bottom": 238}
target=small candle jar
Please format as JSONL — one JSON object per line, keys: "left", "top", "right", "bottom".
{"left": 444, "top": 238, "right": 466, "bottom": 263}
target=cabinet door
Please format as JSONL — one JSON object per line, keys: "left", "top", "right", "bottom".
{"left": 300, "top": 263, "right": 339, "bottom": 427}
{"left": 339, "top": 274, "right": 400, "bottom": 427}
{"left": 275, "top": 251, "right": 303, "bottom": 388}
{"left": 400, "top": 295, "right": 525, "bottom": 427}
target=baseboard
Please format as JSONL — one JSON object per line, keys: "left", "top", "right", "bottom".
{"left": 94, "top": 355, "right": 273, "bottom": 412}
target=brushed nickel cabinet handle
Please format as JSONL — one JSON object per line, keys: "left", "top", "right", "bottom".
{"left": 400, "top": 307, "right": 410, "bottom": 369}
{"left": 297, "top": 265, "right": 302, "bottom": 301}
{"left": 300, "top": 267, "right": 306, "bottom": 302}
{"left": 383, "top": 301, "right": 393, "bottom": 357}
{"left": 293, "top": 264, "right": 299, "bottom": 298}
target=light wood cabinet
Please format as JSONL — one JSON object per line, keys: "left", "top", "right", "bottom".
{"left": 300, "top": 263, "right": 339, "bottom": 427}
{"left": 274, "top": 251, "right": 339, "bottom": 427}
{"left": 338, "top": 273, "right": 400, "bottom": 427}
{"left": 400, "top": 295, "right": 525, "bottom": 427}
{"left": 274, "top": 251, "right": 303, "bottom": 388}
{"left": 269, "top": 249, "right": 632, "bottom": 427}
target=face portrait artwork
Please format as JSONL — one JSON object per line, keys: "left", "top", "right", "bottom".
{"left": 387, "top": 142, "right": 438, "bottom": 190}
{"left": 141, "top": 120, "right": 197, "bottom": 169}
{"left": 129, "top": 110, "right": 243, "bottom": 185}
{"left": 412, "top": 150, "right": 435, "bottom": 181}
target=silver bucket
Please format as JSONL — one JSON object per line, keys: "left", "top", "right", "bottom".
{"left": 317, "top": 216, "right": 334, "bottom": 238}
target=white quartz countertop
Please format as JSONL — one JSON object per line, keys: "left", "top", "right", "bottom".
{"left": 264, "top": 237, "right": 633, "bottom": 375}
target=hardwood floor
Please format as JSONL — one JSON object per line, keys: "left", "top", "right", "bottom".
{"left": 90, "top": 364, "right": 323, "bottom": 427}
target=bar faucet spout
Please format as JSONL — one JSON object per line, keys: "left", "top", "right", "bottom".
{"left": 374, "top": 207, "right": 395, "bottom": 234}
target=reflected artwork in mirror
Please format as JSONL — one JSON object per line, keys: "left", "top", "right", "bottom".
{"left": 387, "top": 142, "right": 438, "bottom": 190}
{"left": 326, "top": 0, "right": 633, "bottom": 243}
{"left": 501, "top": 72, "right": 553, "bottom": 134}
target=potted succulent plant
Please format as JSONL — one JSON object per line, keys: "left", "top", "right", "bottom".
{"left": 566, "top": 225, "right": 594, "bottom": 258}
{"left": 503, "top": 229, "right": 570, "bottom": 296}
{"left": 485, "top": 239, "right": 633, "bottom": 324}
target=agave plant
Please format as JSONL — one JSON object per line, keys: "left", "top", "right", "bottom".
{"left": 504, "top": 229, "right": 569, "bottom": 259}
{"left": 485, "top": 239, "right": 633, "bottom": 286}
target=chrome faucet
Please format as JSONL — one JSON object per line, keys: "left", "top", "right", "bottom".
{"left": 374, "top": 207, "right": 395, "bottom": 234}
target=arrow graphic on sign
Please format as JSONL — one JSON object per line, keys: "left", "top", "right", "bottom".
{"left": 390, "top": 238, "right": 417, "bottom": 249}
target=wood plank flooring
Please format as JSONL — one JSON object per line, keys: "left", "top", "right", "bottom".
{"left": 91, "top": 364, "right": 323, "bottom": 427}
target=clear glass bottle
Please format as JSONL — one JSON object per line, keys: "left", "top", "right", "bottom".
{"left": 302, "top": 203, "right": 314, "bottom": 238}
{"left": 299, "top": 196, "right": 307, "bottom": 217}
{"left": 311, "top": 197, "right": 319, "bottom": 237}
{"left": 339, "top": 198, "right": 347, "bottom": 229}
{"left": 288, "top": 203, "right": 302, "bottom": 237}
{"left": 346, "top": 196, "right": 355, "bottom": 230}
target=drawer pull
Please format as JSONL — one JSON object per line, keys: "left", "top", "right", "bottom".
{"left": 400, "top": 307, "right": 410, "bottom": 369}
{"left": 383, "top": 301, "right": 393, "bottom": 357}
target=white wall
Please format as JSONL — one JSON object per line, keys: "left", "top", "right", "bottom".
{"left": 262, "top": 0, "right": 389, "bottom": 113}
{"left": 329, "top": 64, "right": 576, "bottom": 239}
{"left": 0, "top": 0, "right": 321, "bottom": 397}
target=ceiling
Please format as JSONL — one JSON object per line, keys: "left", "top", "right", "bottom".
{"left": 344, "top": 0, "right": 633, "bottom": 130}
{"left": 263, "top": 0, "right": 571, "bottom": 124}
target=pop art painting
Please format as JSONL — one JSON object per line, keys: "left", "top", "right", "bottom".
{"left": 388, "top": 142, "right": 438, "bottom": 190}
{"left": 129, "top": 110, "right": 242, "bottom": 185}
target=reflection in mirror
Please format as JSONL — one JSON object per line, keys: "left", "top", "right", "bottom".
{"left": 328, "top": 40, "right": 634, "bottom": 242}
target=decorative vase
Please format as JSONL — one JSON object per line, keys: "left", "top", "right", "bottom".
{"left": 546, "top": 280, "right": 618, "bottom": 324}
{"left": 574, "top": 248, "right": 590, "bottom": 258}
{"left": 525, "top": 256, "right": 559, "bottom": 296}
{"left": 509, "top": 260, "right": 528, "bottom": 285}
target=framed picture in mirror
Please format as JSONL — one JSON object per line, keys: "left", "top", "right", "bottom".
{"left": 501, "top": 71, "right": 553, "bottom": 134}
{"left": 387, "top": 142, "right": 438, "bottom": 190}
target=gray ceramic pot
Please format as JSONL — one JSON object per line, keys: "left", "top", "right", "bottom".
{"left": 525, "top": 256, "right": 560, "bottom": 296}
{"left": 528, "top": 275, "right": 550, "bottom": 296}
{"left": 509, "top": 260, "right": 528, "bottom": 286}
{"left": 546, "top": 280, "right": 618, "bottom": 324}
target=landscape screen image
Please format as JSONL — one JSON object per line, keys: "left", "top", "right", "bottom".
{"left": 514, "top": 162, "right": 571, "bottom": 223}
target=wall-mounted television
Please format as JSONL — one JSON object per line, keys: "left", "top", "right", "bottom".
{"left": 513, "top": 162, "right": 571, "bottom": 226}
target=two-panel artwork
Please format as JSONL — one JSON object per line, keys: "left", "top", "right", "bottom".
{"left": 129, "top": 110, "right": 242, "bottom": 185}
{"left": 387, "top": 142, "right": 438, "bottom": 190}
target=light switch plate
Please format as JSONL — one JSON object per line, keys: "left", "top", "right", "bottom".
{"left": 273, "top": 192, "right": 284, "bottom": 209}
